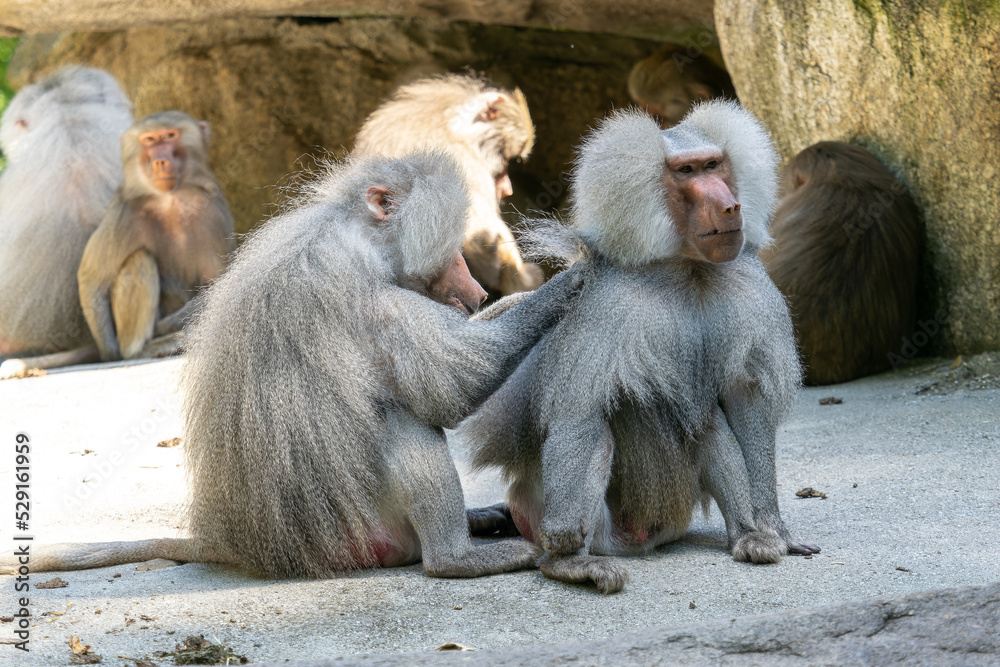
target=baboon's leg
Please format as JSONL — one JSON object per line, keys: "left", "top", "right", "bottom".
{"left": 720, "top": 389, "right": 821, "bottom": 556}
{"left": 111, "top": 250, "right": 159, "bottom": 360}
{"left": 386, "top": 412, "right": 539, "bottom": 577}
{"left": 701, "top": 409, "right": 786, "bottom": 564}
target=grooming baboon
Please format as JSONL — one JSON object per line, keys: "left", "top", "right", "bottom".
{"left": 759, "top": 142, "right": 922, "bottom": 385}
{"left": 78, "top": 111, "right": 235, "bottom": 361}
{"left": 0, "top": 66, "right": 132, "bottom": 359}
{"left": 354, "top": 74, "right": 545, "bottom": 296}
{"left": 628, "top": 45, "right": 736, "bottom": 128}
{"left": 461, "top": 102, "right": 820, "bottom": 594}
{"left": 4, "top": 152, "right": 582, "bottom": 579}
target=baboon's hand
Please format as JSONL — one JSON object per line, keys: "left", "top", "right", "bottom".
{"left": 548, "top": 262, "right": 586, "bottom": 301}
{"left": 539, "top": 518, "right": 586, "bottom": 556}
{"left": 753, "top": 513, "right": 821, "bottom": 556}
{"left": 514, "top": 264, "right": 585, "bottom": 334}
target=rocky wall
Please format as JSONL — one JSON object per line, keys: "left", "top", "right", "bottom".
{"left": 717, "top": 0, "right": 1000, "bottom": 354}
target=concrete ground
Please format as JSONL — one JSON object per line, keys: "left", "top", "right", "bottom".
{"left": 1, "top": 355, "right": 998, "bottom": 665}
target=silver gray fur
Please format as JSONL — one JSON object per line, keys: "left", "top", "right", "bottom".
{"left": 0, "top": 151, "right": 580, "bottom": 578}
{"left": 0, "top": 66, "right": 133, "bottom": 356}
{"left": 460, "top": 101, "right": 818, "bottom": 594}
{"left": 181, "top": 151, "right": 580, "bottom": 578}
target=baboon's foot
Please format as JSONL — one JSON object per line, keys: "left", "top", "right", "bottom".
{"left": 732, "top": 529, "right": 786, "bottom": 564}
{"left": 539, "top": 554, "right": 629, "bottom": 594}
{"left": 423, "top": 539, "right": 541, "bottom": 578}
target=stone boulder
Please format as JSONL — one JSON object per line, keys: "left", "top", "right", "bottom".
{"left": 0, "top": 0, "right": 714, "bottom": 41}
{"left": 716, "top": 0, "right": 1000, "bottom": 355}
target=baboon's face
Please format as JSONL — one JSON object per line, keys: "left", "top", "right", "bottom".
{"left": 364, "top": 185, "right": 486, "bottom": 315}
{"left": 425, "top": 253, "right": 488, "bottom": 316}
{"left": 138, "top": 127, "right": 184, "bottom": 192}
{"left": 662, "top": 151, "right": 744, "bottom": 264}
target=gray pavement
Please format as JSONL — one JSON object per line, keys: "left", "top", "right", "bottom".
{"left": 1, "top": 355, "right": 998, "bottom": 665}
{"left": 258, "top": 582, "right": 1000, "bottom": 666}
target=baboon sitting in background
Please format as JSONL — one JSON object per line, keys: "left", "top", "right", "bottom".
{"left": 0, "top": 66, "right": 132, "bottom": 361}
{"left": 628, "top": 45, "right": 736, "bottom": 128}
{"left": 354, "top": 74, "right": 545, "bottom": 297}
{"left": 760, "top": 141, "right": 923, "bottom": 385}
{"left": 78, "top": 111, "right": 235, "bottom": 362}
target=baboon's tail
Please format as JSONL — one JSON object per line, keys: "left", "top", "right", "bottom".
{"left": 1, "top": 538, "right": 207, "bottom": 574}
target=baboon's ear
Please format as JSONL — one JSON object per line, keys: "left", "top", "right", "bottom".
{"left": 477, "top": 95, "right": 504, "bottom": 122}
{"left": 688, "top": 83, "right": 714, "bottom": 101}
{"left": 198, "top": 121, "right": 212, "bottom": 148}
{"left": 366, "top": 186, "right": 392, "bottom": 221}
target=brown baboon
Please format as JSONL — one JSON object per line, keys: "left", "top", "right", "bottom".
{"left": 759, "top": 142, "right": 922, "bottom": 385}
{"left": 0, "top": 66, "right": 132, "bottom": 360}
{"left": 628, "top": 45, "right": 736, "bottom": 128}
{"left": 354, "top": 74, "right": 544, "bottom": 297}
{"left": 460, "top": 103, "right": 819, "bottom": 595}
{"left": 3, "top": 152, "right": 582, "bottom": 579}
{"left": 78, "top": 111, "right": 235, "bottom": 361}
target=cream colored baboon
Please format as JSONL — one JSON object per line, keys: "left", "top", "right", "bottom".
{"left": 354, "top": 74, "right": 544, "bottom": 296}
